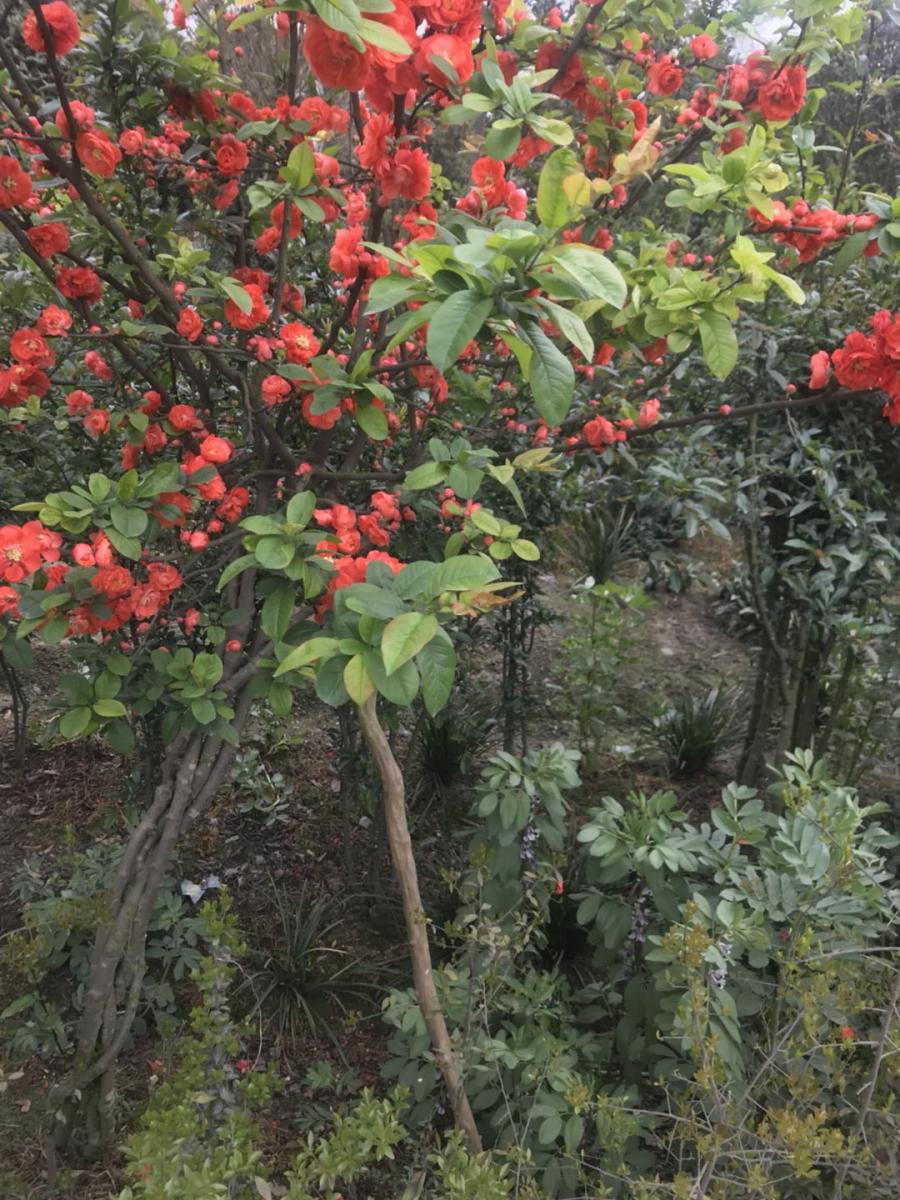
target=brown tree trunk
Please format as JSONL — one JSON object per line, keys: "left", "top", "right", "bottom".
{"left": 356, "top": 694, "right": 482, "bottom": 1154}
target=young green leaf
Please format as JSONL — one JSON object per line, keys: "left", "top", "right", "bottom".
{"left": 382, "top": 611, "right": 438, "bottom": 675}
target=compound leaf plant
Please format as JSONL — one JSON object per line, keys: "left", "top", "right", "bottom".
{"left": 0, "top": 0, "right": 897, "bottom": 1160}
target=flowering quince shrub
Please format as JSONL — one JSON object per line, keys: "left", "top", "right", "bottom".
{"left": 0, "top": 0, "right": 897, "bottom": 1153}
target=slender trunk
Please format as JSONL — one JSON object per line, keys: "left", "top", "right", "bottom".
{"left": 738, "top": 646, "right": 778, "bottom": 786}
{"left": 773, "top": 613, "right": 812, "bottom": 769}
{"left": 817, "top": 645, "right": 857, "bottom": 760}
{"left": 356, "top": 694, "right": 482, "bottom": 1153}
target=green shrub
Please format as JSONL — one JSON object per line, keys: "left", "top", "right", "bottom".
{"left": 644, "top": 682, "right": 742, "bottom": 776}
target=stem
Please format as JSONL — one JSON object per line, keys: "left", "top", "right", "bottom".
{"left": 356, "top": 694, "right": 482, "bottom": 1153}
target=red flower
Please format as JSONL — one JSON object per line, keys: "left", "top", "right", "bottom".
{"left": 808, "top": 350, "right": 830, "bottom": 390}
{"left": 38, "top": 304, "right": 73, "bottom": 336}
{"left": 329, "top": 226, "right": 365, "bottom": 278}
{"left": 76, "top": 130, "right": 122, "bottom": 178}
{"left": 83, "top": 408, "right": 110, "bottom": 437}
{"left": 56, "top": 264, "right": 103, "bottom": 304}
{"left": 303, "top": 17, "right": 369, "bottom": 90}
{"left": 365, "top": 0, "right": 416, "bottom": 69}
{"left": 10, "top": 328, "right": 54, "bottom": 367}
{"left": 417, "top": 33, "right": 475, "bottom": 88}
{"left": 840, "top": 1025, "right": 855, "bottom": 1041}
{"left": 177, "top": 307, "right": 203, "bottom": 342}
{"left": 214, "top": 179, "right": 239, "bottom": 211}
{"left": 358, "top": 113, "right": 393, "bottom": 170}
{"left": 690, "top": 34, "right": 718, "bottom": 59}
{"left": 302, "top": 392, "right": 342, "bottom": 429}
{"left": 376, "top": 147, "right": 432, "bottom": 203}
{"left": 262, "top": 374, "right": 292, "bottom": 407}
{"left": 216, "top": 486, "right": 250, "bottom": 523}
{"left": 55, "top": 100, "right": 94, "bottom": 137}
{"left": 418, "top": 0, "right": 480, "bottom": 31}
{"left": 723, "top": 65, "right": 750, "bottom": 104}
{"left": 280, "top": 321, "right": 320, "bottom": 366}
{"left": 756, "top": 65, "right": 807, "bottom": 122}
{"left": 167, "top": 403, "right": 198, "bottom": 431}
{"left": 27, "top": 222, "right": 69, "bottom": 257}
{"left": 647, "top": 55, "right": 684, "bottom": 96}
{"left": 119, "top": 128, "right": 146, "bottom": 155}
{"left": 224, "top": 282, "right": 269, "bottom": 330}
{"left": 199, "top": 435, "right": 233, "bottom": 464}
{"left": 831, "top": 331, "right": 884, "bottom": 390}
{"left": 0, "top": 156, "right": 32, "bottom": 210}
{"left": 638, "top": 398, "right": 660, "bottom": 428}
{"left": 84, "top": 350, "right": 112, "bottom": 380}
{"left": 215, "top": 134, "right": 249, "bottom": 177}
{"left": 66, "top": 389, "right": 94, "bottom": 415}
{"left": 22, "top": 2, "right": 80, "bottom": 56}
{"left": 1, "top": 522, "right": 46, "bottom": 582}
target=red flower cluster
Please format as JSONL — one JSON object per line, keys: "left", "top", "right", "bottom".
{"left": 21, "top": 2, "right": 80, "bottom": 57}
{"left": 807, "top": 309, "right": 900, "bottom": 423}
{"left": 749, "top": 200, "right": 879, "bottom": 263}
{"left": 0, "top": 521, "right": 61, "bottom": 584}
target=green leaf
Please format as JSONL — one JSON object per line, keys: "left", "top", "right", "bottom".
{"left": 191, "top": 652, "right": 223, "bottom": 687}
{"left": 357, "top": 401, "right": 389, "bottom": 441}
{"left": 280, "top": 141, "right": 315, "bottom": 188}
{"left": 106, "top": 719, "right": 135, "bottom": 755}
{"left": 364, "top": 650, "right": 420, "bottom": 705}
{"left": 548, "top": 244, "right": 627, "bottom": 308}
{"left": 218, "top": 554, "right": 256, "bottom": 589}
{"left": 275, "top": 636, "right": 339, "bottom": 676}
{"left": 537, "top": 147, "right": 583, "bottom": 228}
{"left": 699, "top": 311, "right": 738, "bottom": 380}
{"left": 93, "top": 698, "right": 127, "bottom": 718}
{"left": 430, "top": 555, "right": 500, "bottom": 593}
{"left": 830, "top": 229, "right": 869, "bottom": 274}
{"left": 417, "top": 628, "right": 456, "bottom": 715}
{"left": 359, "top": 16, "right": 413, "bottom": 54}
{"left": 88, "top": 473, "right": 110, "bottom": 501}
{"left": 191, "top": 698, "right": 217, "bottom": 725}
{"left": 315, "top": 654, "right": 350, "bottom": 705}
{"left": 366, "top": 275, "right": 419, "bottom": 314}
{"left": 485, "top": 120, "right": 522, "bottom": 161}
{"left": 538, "top": 1115, "right": 562, "bottom": 1145}
{"left": 511, "top": 538, "right": 540, "bottom": 561}
{"left": 524, "top": 321, "right": 575, "bottom": 425}
{"left": 254, "top": 536, "right": 295, "bottom": 570}
{"left": 426, "top": 291, "right": 493, "bottom": 373}
{"left": 312, "top": 0, "right": 362, "bottom": 40}
{"left": 59, "top": 706, "right": 92, "bottom": 739}
{"left": 382, "top": 612, "right": 438, "bottom": 675}
{"left": 110, "top": 503, "right": 148, "bottom": 539}
{"left": 404, "top": 460, "right": 447, "bottom": 490}
{"left": 343, "top": 584, "right": 408, "bottom": 620}
{"left": 344, "top": 654, "right": 375, "bottom": 704}
{"left": 105, "top": 528, "right": 142, "bottom": 561}
{"left": 221, "top": 277, "right": 253, "bottom": 315}
{"left": 534, "top": 297, "right": 593, "bottom": 360}
{"left": 286, "top": 491, "right": 315, "bottom": 527}
{"left": 261, "top": 582, "right": 296, "bottom": 642}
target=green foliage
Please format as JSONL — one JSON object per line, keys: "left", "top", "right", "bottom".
{"left": 645, "top": 682, "right": 743, "bottom": 776}
{"left": 236, "top": 884, "right": 378, "bottom": 1048}
{"left": 560, "top": 505, "right": 637, "bottom": 586}
{"left": 231, "top": 745, "right": 293, "bottom": 827}
{"left": 463, "top": 743, "right": 581, "bottom": 923}
{"left": 1, "top": 845, "right": 207, "bottom": 1058}
{"left": 117, "top": 894, "right": 277, "bottom": 1200}
{"left": 561, "top": 581, "right": 651, "bottom": 762}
